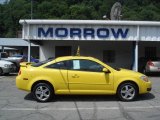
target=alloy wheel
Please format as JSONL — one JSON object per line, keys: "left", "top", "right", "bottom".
{"left": 32, "top": 82, "right": 54, "bottom": 102}
{"left": 35, "top": 85, "right": 50, "bottom": 101}
{"left": 120, "top": 85, "right": 135, "bottom": 100}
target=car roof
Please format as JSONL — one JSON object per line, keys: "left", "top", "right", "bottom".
{"left": 55, "top": 56, "right": 96, "bottom": 61}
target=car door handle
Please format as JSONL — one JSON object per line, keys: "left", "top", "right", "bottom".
{"left": 72, "top": 74, "right": 79, "bottom": 78}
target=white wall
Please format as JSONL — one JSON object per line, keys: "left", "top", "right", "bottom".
{"left": 40, "top": 41, "right": 133, "bottom": 69}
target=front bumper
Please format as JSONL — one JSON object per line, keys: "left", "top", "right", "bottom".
{"left": 139, "top": 81, "right": 152, "bottom": 94}
{"left": 2, "top": 67, "right": 16, "bottom": 74}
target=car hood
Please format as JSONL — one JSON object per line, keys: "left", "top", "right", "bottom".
{"left": 0, "top": 60, "right": 13, "bottom": 65}
{"left": 118, "top": 68, "right": 144, "bottom": 77}
{"left": 5, "top": 57, "right": 22, "bottom": 60}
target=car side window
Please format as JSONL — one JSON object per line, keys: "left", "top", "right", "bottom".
{"left": 69, "top": 60, "right": 104, "bottom": 72}
{"left": 46, "top": 61, "right": 67, "bottom": 69}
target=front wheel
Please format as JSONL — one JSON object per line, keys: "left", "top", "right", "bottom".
{"left": 32, "top": 83, "right": 54, "bottom": 102}
{"left": 117, "top": 83, "right": 138, "bottom": 101}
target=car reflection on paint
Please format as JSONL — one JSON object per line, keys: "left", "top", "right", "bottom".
{"left": 16, "top": 56, "right": 152, "bottom": 102}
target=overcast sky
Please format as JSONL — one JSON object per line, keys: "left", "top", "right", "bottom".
{"left": 0, "top": 0, "right": 8, "bottom": 4}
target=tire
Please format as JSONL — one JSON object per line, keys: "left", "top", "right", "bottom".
{"left": 0, "top": 68, "right": 3, "bottom": 76}
{"left": 4, "top": 73, "right": 10, "bottom": 76}
{"left": 117, "top": 82, "right": 138, "bottom": 101}
{"left": 32, "top": 83, "right": 54, "bottom": 102}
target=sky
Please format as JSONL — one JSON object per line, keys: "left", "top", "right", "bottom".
{"left": 0, "top": 0, "right": 8, "bottom": 4}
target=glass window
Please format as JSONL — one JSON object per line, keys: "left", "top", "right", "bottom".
{"left": 46, "top": 61, "right": 68, "bottom": 69}
{"left": 1, "top": 53, "right": 8, "bottom": 58}
{"left": 70, "top": 60, "right": 104, "bottom": 72}
{"left": 32, "top": 58, "right": 55, "bottom": 67}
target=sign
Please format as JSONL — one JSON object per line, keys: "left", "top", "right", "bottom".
{"left": 37, "top": 27, "right": 129, "bottom": 39}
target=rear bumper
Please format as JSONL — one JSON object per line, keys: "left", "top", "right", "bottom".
{"left": 16, "top": 76, "right": 30, "bottom": 91}
{"left": 146, "top": 67, "right": 160, "bottom": 73}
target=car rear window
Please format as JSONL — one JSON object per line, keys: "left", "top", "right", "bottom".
{"left": 11, "top": 55, "right": 23, "bottom": 57}
{"left": 31, "top": 58, "right": 55, "bottom": 67}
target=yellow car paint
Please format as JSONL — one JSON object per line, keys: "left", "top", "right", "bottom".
{"left": 16, "top": 56, "right": 152, "bottom": 98}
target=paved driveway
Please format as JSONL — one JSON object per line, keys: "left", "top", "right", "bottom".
{"left": 0, "top": 74, "right": 160, "bottom": 120}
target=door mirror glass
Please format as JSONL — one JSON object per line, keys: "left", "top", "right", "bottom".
{"left": 102, "top": 68, "right": 110, "bottom": 73}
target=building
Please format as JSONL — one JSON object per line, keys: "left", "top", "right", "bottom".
{"left": 19, "top": 20, "right": 160, "bottom": 72}
{"left": 0, "top": 38, "right": 39, "bottom": 58}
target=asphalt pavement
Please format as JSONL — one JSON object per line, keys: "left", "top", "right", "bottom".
{"left": 0, "top": 74, "right": 160, "bottom": 120}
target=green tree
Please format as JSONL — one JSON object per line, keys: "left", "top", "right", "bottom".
{"left": 0, "top": 0, "right": 160, "bottom": 37}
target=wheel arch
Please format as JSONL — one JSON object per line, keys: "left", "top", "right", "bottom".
{"left": 31, "top": 80, "right": 54, "bottom": 93}
{"left": 0, "top": 67, "right": 3, "bottom": 75}
{"left": 116, "top": 80, "right": 139, "bottom": 94}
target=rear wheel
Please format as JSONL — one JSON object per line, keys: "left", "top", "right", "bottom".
{"left": 117, "top": 82, "right": 138, "bottom": 101}
{"left": 32, "top": 83, "right": 54, "bottom": 102}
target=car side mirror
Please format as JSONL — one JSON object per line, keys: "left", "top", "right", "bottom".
{"left": 102, "top": 68, "right": 110, "bottom": 73}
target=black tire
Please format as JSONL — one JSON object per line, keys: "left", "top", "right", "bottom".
{"left": 0, "top": 68, "right": 3, "bottom": 76}
{"left": 4, "top": 73, "right": 10, "bottom": 76}
{"left": 117, "top": 82, "right": 138, "bottom": 101}
{"left": 32, "top": 83, "right": 54, "bottom": 102}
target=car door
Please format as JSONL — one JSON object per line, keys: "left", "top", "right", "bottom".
{"left": 45, "top": 61, "right": 69, "bottom": 93}
{"left": 68, "top": 59, "right": 114, "bottom": 94}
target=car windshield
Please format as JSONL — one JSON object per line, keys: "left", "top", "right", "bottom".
{"left": 31, "top": 58, "right": 55, "bottom": 67}
{"left": 11, "top": 55, "right": 23, "bottom": 57}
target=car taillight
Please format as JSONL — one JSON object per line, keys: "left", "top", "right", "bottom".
{"left": 18, "top": 70, "right": 21, "bottom": 75}
{"left": 147, "top": 61, "right": 154, "bottom": 66}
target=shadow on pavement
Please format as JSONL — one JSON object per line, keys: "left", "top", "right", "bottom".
{"left": 4, "top": 73, "right": 18, "bottom": 76}
{"left": 147, "top": 73, "right": 160, "bottom": 77}
{"left": 137, "top": 93, "right": 155, "bottom": 101}
{"left": 24, "top": 93, "right": 155, "bottom": 102}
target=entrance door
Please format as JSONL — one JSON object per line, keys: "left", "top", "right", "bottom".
{"left": 55, "top": 46, "right": 72, "bottom": 58}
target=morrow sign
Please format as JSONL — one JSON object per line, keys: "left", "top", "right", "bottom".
{"left": 38, "top": 27, "right": 129, "bottom": 39}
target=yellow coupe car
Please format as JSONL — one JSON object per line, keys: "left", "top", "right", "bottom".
{"left": 16, "top": 56, "right": 152, "bottom": 102}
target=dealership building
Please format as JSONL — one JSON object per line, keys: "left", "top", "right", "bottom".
{"left": 19, "top": 20, "right": 160, "bottom": 71}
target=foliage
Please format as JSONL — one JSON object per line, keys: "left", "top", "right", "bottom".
{"left": 0, "top": 0, "right": 160, "bottom": 37}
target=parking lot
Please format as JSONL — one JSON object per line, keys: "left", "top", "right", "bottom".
{"left": 0, "top": 74, "right": 160, "bottom": 120}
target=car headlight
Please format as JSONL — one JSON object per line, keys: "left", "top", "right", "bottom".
{"left": 4, "top": 64, "right": 11, "bottom": 68}
{"left": 4, "top": 64, "right": 9, "bottom": 68}
{"left": 140, "top": 76, "right": 149, "bottom": 82}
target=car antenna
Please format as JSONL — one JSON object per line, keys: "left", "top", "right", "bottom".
{"left": 76, "top": 46, "right": 80, "bottom": 56}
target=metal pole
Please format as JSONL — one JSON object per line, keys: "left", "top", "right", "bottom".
{"left": 2, "top": 46, "right": 4, "bottom": 52}
{"left": 28, "top": 40, "right": 31, "bottom": 62}
{"left": 31, "top": 0, "right": 33, "bottom": 19}
{"left": 134, "top": 41, "right": 138, "bottom": 71}
{"left": 132, "top": 41, "right": 138, "bottom": 71}
{"left": 133, "top": 25, "right": 140, "bottom": 72}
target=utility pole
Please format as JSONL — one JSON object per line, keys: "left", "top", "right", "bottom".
{"left": 31, "top": 0, "right": 33, "bottom": 19}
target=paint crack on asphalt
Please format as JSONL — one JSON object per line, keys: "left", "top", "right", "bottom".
{"left": 90, "top": 102, "right": 98, "bottom": 120}
{"left": 146, "top": 100, "right": 160, "bottom": 112}
{"left": 74, "top": 101, "right": 83, "bottom": 120}
{"left": 118, "top": 102, "right": 135, "bottom": 120}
